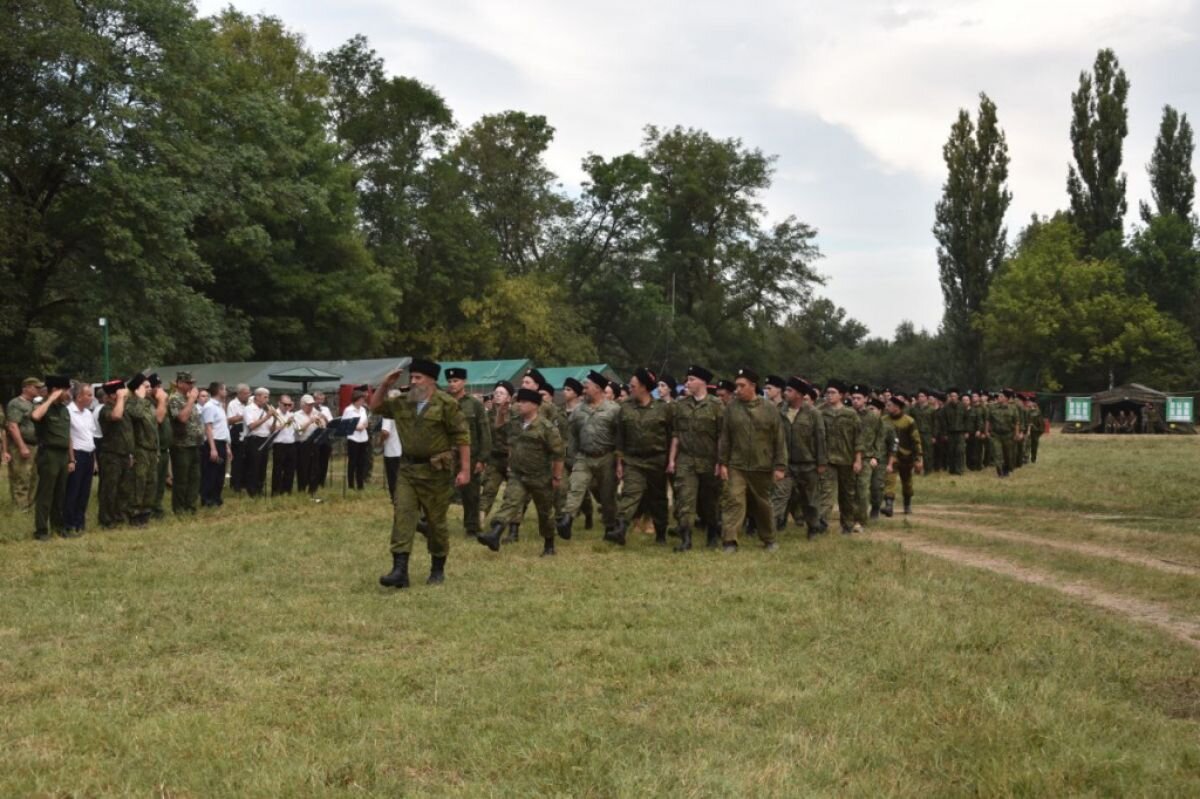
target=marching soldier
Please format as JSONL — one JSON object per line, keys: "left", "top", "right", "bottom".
{"left": 605, "top": 367, "right": 673, "bottom": 546}
{"left": 850, "top": 384, "right": 879, "bottom": 527}
{"left": 6, "top": 377, "right": 43, "bottom": 511}
{"left": 764, "top": 374, "right": 794, "bottom": 529}
{"left": 867, "top": 397, "right": 893, "bottom": 518}
{"left": 557, "top": 371, "right": 620, "bottom": 539}
{"left": 560, "top": 377, "right": 594, "bottom": 530}
{"left": 822, "top": 380, "right": 864, "bottom": 534}
{"left": 1026, "top": 394, "right": 1044, "bottom": 463}
{"left": 782, "top": 376, "right": 826, "bottom": 538}
{"left": 942, "top": 388, "right": 968, "bottom": 475}
{"left": 30, "top": 375, "right": 74, "bottom": 540}
{"left": 477, "top": 388, "right": 565, "bottom": 556}
{"left": 883, "top": 396, "right": 924, "bottom": 515}
{"left": 910, "top": 390, "right": 933, "bottom": 477}
{"left": 372, "top": 359, "right": 471, "bottom": 589}
{"left": 480, "top": 380, "right": 515, "bottom": 522}
{"left": 97, "top": 378, "right": 134, "bottom": 528}
{"left": 717, "top": 368, "right": 786, "bottom": 551}
{"left": 445, "top": 367, "right": 490, "bottom": 538}
{"left": 985, "top": 389, "right": 1020, "bottom": 477}
{"left": 667, "top": 364, "right": 723, "bottom": 551}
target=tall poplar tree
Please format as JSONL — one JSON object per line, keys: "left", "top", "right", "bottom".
{"left": 1141, "top": 104, "right": 1195, "bottom": 223}
{"left": 933, "top": 93, "right": 1011, "bottom": 387}
{"left": 1067, "top": 48, "right": 1130, "bottom": 255}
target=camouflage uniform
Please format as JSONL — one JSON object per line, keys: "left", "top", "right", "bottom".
{"left": 126, "top": 395, "right": 160, "bottom": 518}
{"left": 671, "top": 393, "right": 723, "bottom": 537}
{"left": 168, "top": 390, "right": 203, "bottom": 514}
{"left": 942, "top": 399, "right": 968, "bottom": 475}
{"left": 563, "top": 398, "right": 620, "bottom": 530}
{"left": 782, "top": 403, "right": 827, "bottom": 536}
{"left": 98, "top": 402, "right": 135, "bottom": 527}
{"left": 454, "top": 391, "right": 491, "bottom": 535}
{"left": 910, "top": 401, "right": 934, "bottom": 476}
{"left": 615, "top": 398, "right": 673, "bottom": 535}
{"left": 480, "top": 406, "right": 512, "bottom": 518}
{"left": 33, "top": 401, "right": 71, "bottom": 538}
{"left": 856, "top": 407, "right": 885, "bottom": 524}
{"left": 986, "top": 400, "right": 1020, "bottom": 475}
{"left": 718, "top": 395, "right": 787, "bottom": 545}
{"left": 885, "top": 413, "right": 923, "bottom": 503}
{"left": 824, "top": 403, "right": 864, "bottom": 532}
{"left": 6, "top": 394, "right": 39, "bottom": 510}
{"left": 490, "top": 414, "right": 564, "bottom": 543}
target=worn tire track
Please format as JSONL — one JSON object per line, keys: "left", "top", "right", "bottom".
{"left": 872, "top": 531, "right": 1200, "bottom": 651}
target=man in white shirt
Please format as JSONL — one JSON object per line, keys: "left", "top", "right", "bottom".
{"left": 312, "top": 390, "right": 335, "bottom": 488}
{"left": 293, "top": 394, "right": 325, "bottom": 495}
{"left": 271, "top": 394, "right": 297, "bottom": 495}
{"left": 226, "top": 383, "right": 251, "bottom": 493}
{"left": 201, "top": 382, "right": 231, "bottom": 507}
{"left": 379, "top": 389, "right": 403, "bottom": 499}
{"left": 242, "top": 387, "right": 273, "bottom": 497}
{"left": 64, "top": 382, "right": 99, "bottom": 533}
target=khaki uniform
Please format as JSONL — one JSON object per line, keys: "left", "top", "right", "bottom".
{"left": 885, "top": 414, "right": 923, "bottom": 499}
{"left": 823, "top": 403, "right": 863, "bottom": 532}
{"left": 942, "top": 400, "right": 968, "bottom": 474}
{"left": 6, "top": 396, "right": 39, "bottom": 510}
{"left": 480, "top": 406, "right": 512, "bottom": 518}
{"left": 564, "top": 398, "right": 620, "bottom": 529}
{"left": 168, "top": 391, "right": 203, "bottom": 514}
{"left": 126, "top": 396, "right": 160, "bottom": 516}
{"left": 767, "top": 399, "right": 794, "bottom": 524}
{"left": 615, "top": 399, "right": 673, "bottom": 532}
{"left": 454, "top": 392, "right": 491, "bottom": 534}
{"left": 98, "top": 403, "right": 135, "bottom": 526}
{"left": 378, "top": 390, "right": 470, "bottom": 558}
{"left": 671, "top": 394, "right": 722, "bottom": 532}
{"left": 856, "top": 407, "right": 885, "bottom": 523}
{"left": 986, "top": 402, "right": 1020, "bottom": 474}
{"left": 910, "top": 402, "right": 934, "bottom": 476}
{"left": 33, "top": 402, "right": 71, "bottom": 537}
{"left": 154, "top": 411, "right": 172, "bottom": 515}
{"left": 1027, "top": 403, "right": 1044, "bottom": 462}
{"left": 490, "top": 414, "right": 564, "bottom": 541}
{"left": 782, "top": 403, "right": 827, "bottom": 534}
{"left": 718, "top": 396, "right": 787, "bottom": 545}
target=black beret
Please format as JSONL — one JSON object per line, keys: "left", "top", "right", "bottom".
{"left": 1002, "top": 388, "right": 1015, "bottom": 398}
{"left": 409, "top": 359, "right": 441, "bottom": 380}
{"left": 494, "top": 380, "right": 514, "bottom": 396}
{"left": 717, "top": 379, "right": 735, "bottom": 392}
{"left": 631, "top": 367, "right": 656, "bottom": 389}
{"left": 102, "top": 379, "right": 125, "bottom": 394}
{"left": 849, "top": 383, "right": 871, "bottom": 396}
{"left": 515, "top": 387, "right": 542, "bottom": 405}
{"left": 147, "top": 372, "right": 162, "bottom": 388}
{"left": 887, "top": 395, "right": 908, "bottom": 409}
{"left": 735, "top": 367, "right": 759, "bottom": 385}
{"left": 563, "top": 377, "right": 583, "bottom": 395}
{"left": 807, "top": 385, "right": 821, "bottom": 401}
{"left": 445, "top": 367, "right": 467, "bottom": 381}
{"left": 617, "top": 383, "right": 630, "bottom": 395}
{"left": 765, "top": 374, "right": 786, "bottom": 390}
{"left": 126, "top": 373, "right": 147, "bottom": 391}
{"left": 45, "top": 374, "right": 71, "bottom": 390}
{"left": 826, "top": 379, "right": 848, "bottom": 393}
{"left": 524, "top": 367, "right": 546, "bottom": 387}
{"left": 658, "top": 374, "right": 676, "bottom": 390}
{"left": 869, "top": 397, "right": 885, "bottom": 410}
{"left": 585, "top": 370, "right": 608, "bottom": 389}
{"left": 786, "top": 376, "right": 810, "bottom": 394}
{"left": 686, "top": 364, "right": 713, "bottom": 383}
{"left": 945, "top": 386, "right": 960, "bottom": 395}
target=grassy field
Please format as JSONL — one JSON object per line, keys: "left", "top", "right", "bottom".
{"left": 2, "top": 433, "right": 1200, "bottom": 796}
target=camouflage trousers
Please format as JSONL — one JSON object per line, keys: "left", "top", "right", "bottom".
{"left": 565, "top": 452, "right": 617, "bottom": 528}
{"left": 770, "top": 472, "right": 795, "bottom": 523}
{"left": 821, "top": 464, "right": 860, "bottom": 531}
{"left": 617, "top": 457, "right": 668, "bottom": 531}
{"left": 170, "top": 445, "right": 200, "bottom": 514}
{"left": 34, "top": 446, "right": 69, "bottom": 537}
{"left": 786, "top": 463, "right": 821, "bottom": 533}
{"left": 990, "top": 435, "right": 1017, "bottom": 473}
{"left": 454, "top": 453, "right": 483, "bottom": 535}
{"left": 98, "top": 450, "right": 134, "bottom": 527}
{"left": 672, "top": 454, "right": 719, "bottom": 531}
{"left": 721, "top": 468, "right": 776, "bottom": 545}
{"left": 947, "top": 433, "right": 966, "bottom": 474}
{"left": 491, "top": 472, "right": 556, "bottom": 540}
{"left": 8, "top": 444, "right": 38, "bottom": 511}
{"left": 154, "top": 448, "right": 170, "bottom": 514}
{"left": 480, "top": 459, "right": 507, "bottom": 518}
{"left": 134, "top": 448, "right": 158, "bottom": 515}
{"left": 391, "top": 462, "right": 453, "bottom": 558}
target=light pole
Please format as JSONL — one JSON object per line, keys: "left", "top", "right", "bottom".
{"left": 99, "top": 317, "right": 109, "bottom": 380}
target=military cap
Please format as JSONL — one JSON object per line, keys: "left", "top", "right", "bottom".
{"left": 893, "top": 392, "right": 909, "bottom": 403}
{"left": 735, "top": 367, "right": 760, "bottom": 385}
{"left": 717, "top": 379, "right": 736, "bottom": 392}
{"left": 945, "top": 386, "right": 960, "bottom": 395}
{"left": 686, "top": 364, "right": 713, "bottom": 383}
{"left": 631, "top": 367, "right": 657, "bottom": 389}
{"left": 445, "top": 367, "right": 467, "bottom": 381}
{"left": 786, "top": 376, "right": 810, "bottom": 394}
{"left": 658, "top": 374, "right": 676, "bottom": 391}
{"left": 563, "top": 377, "right": 584, "bottom": 395}
{"left": 869, "top": 397, "right": 885, "bottom": 410}
{"left": 494, "top": 379, "right": 515, "bottom": 396}
{"left": 538, "top": 381, "right": 555, "bottom": 396}
{"left": 1001, "top": 388, "right": 1015, "bottom": 398}
{"left": 410, "top": 358, "right": 441, "bottom": 379}
{"left": 585, "top": 370, "right": 608, "bottom": 389}
{"left": 45, "top": 375, "right": 71, "bottom": 390}
{"left": 22, "top": 376, "right": 45, "bottom": 388}
{"left": 826, "top": 378, "right": 848, "bottom": 393}
{"left": 102, "top": 378, "right": 125, "bottom": 394}
{"left": 126, "top": 373, "right": 147, "bottom": 391}
{"left": 524, "top": 367, "right": 546, "bottom": 387}
{"left": 147, "top": 372, "right": 162, "bottom": 388}
{"left": 515, "top": 387, "right": 542, "bottom": 405}
{"left": 848, "top": 383, "right": 870, "bottom": 397}
{"left": 887, "top": 395, "right": 908, "bottom": 409}
{"left": 765, "top": 374, "right": 786, "bottom": 390}
{"left": 617, "top": 383, "right": 630, "bottom": 396}
{"left": 176, "top": 370, "right": 194, "bottom": 383}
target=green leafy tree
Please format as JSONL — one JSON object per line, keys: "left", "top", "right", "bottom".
{"left": 1140, "top": 105, "right": 1195, "bottom": 223}
{"left": 1067, "top": 48, "right": 1130, "bottom": 256}
{"left": 933, "top": 93, "right": 1011, "bottom": 387}
{"left": 458, "top": 274, "right": 598, "bottom": 363}
{"left": 981, "top": 217, "right": 1197, "bottom": 390}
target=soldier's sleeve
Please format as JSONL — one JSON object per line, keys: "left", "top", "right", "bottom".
{"left": 444, "top": 395, "right": 470, "bottom": 448}
{"left": 615, "top": 405, "right": 626, "bottom": 459}
{"left": 477, "top": 401, "right": 492, "bottom": 460}
{"left": 546, "top": 422, "right": 565, "bottom": 463}
{"left": 911, "top": 418, "right": 924, "bottom": 459}
{"left": 814, "top": 410, "right": 828, "bottom": 466}
{"left": 717, "top": 405, "right": 732, "bottom": 465}
{"left": 852, "top": 411, "right": 864, "bottom": 456}
{"left": 771, "top": 412, "right": 787, "bottom": 472}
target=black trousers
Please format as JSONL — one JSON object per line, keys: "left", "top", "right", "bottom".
{"left": 384, "top": 455, "right": 400, "bottom": 499}
{"left": 297, "top": 440, "right": 320, "bottom": 494}
{"left": 228, "top": 427, "right": 246, "bottom": 491}
{"left": 63, "top": 449, "right": 96, "bottom": 530}
{"left": 317, "top": 443, "right": 332, "bottom": 487}
{"left": 346, "top": 440, "right": 369, "bottom": 490}
{"left": 272, "top": 442, "right": 297, "bottom": 495}
{"left": 200, "top": 440, "right": 228, "bottom": 507}
{"left": 243, "top": 437, "right": 270, "bottom": 497}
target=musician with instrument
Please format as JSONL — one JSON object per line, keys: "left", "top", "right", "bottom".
{"left": 270, "top": 395, "right": 298, "bottom": 495}
{"left": 242, "top": 387, "right": 274, "bottom": 497}
{"left": 294, "top": 394, "right": 327, "bottom": 495}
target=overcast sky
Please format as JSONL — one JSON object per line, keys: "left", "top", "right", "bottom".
{"left": 196, "top": 0, "right": 1200, "bottom": 337}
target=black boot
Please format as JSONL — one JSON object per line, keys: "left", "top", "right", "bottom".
{"left": 541, "top": 538, "right": 556, "bottom": 557}
{"left": 776, "top": 516, "right": 787, "bottom": 531}
{"left": 427, "top": 556, "right": 446, "bottom": 585}
{"left": 379, "top": 552, "right": 410, "bottom": 588}
{"left": 583, "top": 508, "right": 593, "bottom": 530}
{"left": 674, "top": 523, "right": 692, "bottom": 552}
{"left": 903, "top": 497, "right": 912, "bottom": 515}
{"left": 556, "top": 513, "right": 574, "bottom": 540}
{"left": 477, "top": 521, "right": 504, "bottom": 552}
{"left": 654, "top": 522, "right": 667, "bottom": 545}
{"left": 869, "top": 504, "right": 880, "bottom": 520}
{"left": 604, "top": 518, "right": 627, "bottom": 546}
{"left": 502, "top": 522, "right": 520, "bottom": 544}
{"left": 882, "top": 497, "right": 894, "bottom": 518}
{"left": 706, "top": 524, "right": 721, "bottom": 548}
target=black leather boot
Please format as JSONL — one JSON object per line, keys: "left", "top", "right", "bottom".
{"left": 379, "top": 552, "right": 410, "bottom": 588}
{"left": 654, "top": 521, "right": 667, "bottom": 545}
{"left": 556, "top": 513, "right": 574, "bottom": 540}
{"left": 706, "top": 524, "right": 721, "bottom": 548}
{"left": 674, "top": 522, "right": 692, "bottom": 552}
{"left": 540, "top": 538, "right": 556, "bottom": 557}
{"left": 869, "top": 504, "right": 880, "bottom": 520}
{"left": 477, "top": 521, "right": 504, "bottom": 552}
{"left": 502, "top": 522, "right": 519, "bottom": 544}
{"left": 583, "top": 508, "right": 593, "bottom": 530}
{"left": 427, "top": 556, "right": 446, "bottom": 585}
{"left": 604, "top": 518, "right": 627, "bottom": 546}
{"left": 903, "top": 497, "right": 912, "bottom": 515}
{"left": 775, "top": 516, "right": 787, "bottom": 531}
{"left": 882, "top": 497, "right": 894, "bottom": 517}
